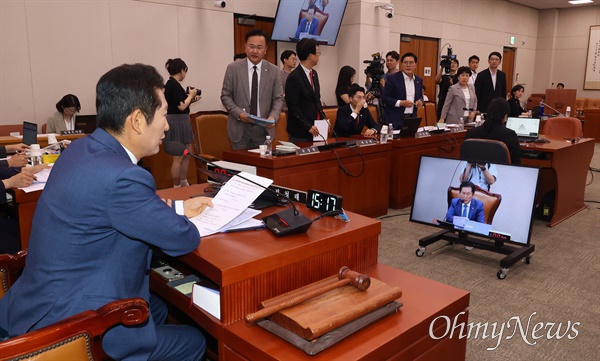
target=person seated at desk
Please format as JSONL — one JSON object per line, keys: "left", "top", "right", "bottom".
{"left": 508, "top": 84, "right": 527, "bottom": 117}
{"left": 445, "top": 181, "right": 485, "bottom": 223}
{"left": 46, "top": 94, "right": 81, "bottom": 133}
{"left": 334, "top": 84, "right": 380, "bottom": 137}
{"left": 0, "top": 64, "right": 214, "bottom": 361}
{"left": 465, "top": 98, "right": 521, "bottom": 164}
{"left": 0, "top": 144, "right": 28, "bottom": 168}
{"left": 1, "top": 163, "right": 46, "bottom": 254}
{"left": 295, "top": 5, "right": 319, "bottom": 38}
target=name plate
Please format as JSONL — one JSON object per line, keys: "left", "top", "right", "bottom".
{"left": 415, "top": 130, "right": 431, "bottom": 138}
{"left": 296, "top": 146, "right": 320, "bottom": 155}
{"left": 355, "top": 139, "right": 377, "bottom": 146}
{"left": 61, "top": 130, "right": 83, "bottom": 135}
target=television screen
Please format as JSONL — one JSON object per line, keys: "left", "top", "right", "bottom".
{"left": 271, "top": 0, "right": 348, "bottom": 46}
{"left": 410, "top": 156, "right": 540, "bottom": 246}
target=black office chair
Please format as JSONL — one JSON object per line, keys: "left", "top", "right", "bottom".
{"left": 460, "top": 139, "right": 511, "bottom": 165}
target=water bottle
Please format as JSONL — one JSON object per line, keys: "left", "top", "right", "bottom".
{"left": 565, "top": 106, "right": 571, "bottom": 117}
{"left": 539, "top": 100, "right": 545, "bottom": 117}
{"left": 388, "top": 123, "right": 394, "bottom": 140}
{"left": 263, "top": 135, "right": 272, "bottom": 157}
{"left": 380, "top": 125, "right": 388, "bottom": 143}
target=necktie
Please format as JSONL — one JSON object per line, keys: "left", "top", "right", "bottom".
{"left": 306, "top": 21, "right": 310, "bottom": 33}
{"left": 461, "top": 204, "right": 467, "bottom": 218}
{"left": 250, "top": 65, "right": 258, "bottom": 116}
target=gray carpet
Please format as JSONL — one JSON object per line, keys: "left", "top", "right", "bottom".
{"left": 377, "top": 143, "right": 599, "bottom": 361}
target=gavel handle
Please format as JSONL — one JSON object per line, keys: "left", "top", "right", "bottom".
{"left": 245, "top": 278, "right": 350, "bottom": 323}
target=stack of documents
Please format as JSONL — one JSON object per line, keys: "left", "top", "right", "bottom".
{"left": 276, "top": 141, "right": 300, "bottom": 152}
{"left": 187, "top": 172, "right": 272, "bottom": 236}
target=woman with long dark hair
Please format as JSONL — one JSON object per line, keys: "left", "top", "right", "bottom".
{"left": 335, "top": 65, "right": 356, "bottom": 106}
{"left": 464, "top": 98, "right": 521, "bottom": 164}
{"left": 508, "top": 84, "right": 527, "bottom": 117}
{"left": 47, "top": 94, "right": 81, "bottom": 133}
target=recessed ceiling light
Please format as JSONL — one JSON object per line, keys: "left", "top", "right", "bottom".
{"left": 568, "top": 0, "right": 593, "bottom": 5}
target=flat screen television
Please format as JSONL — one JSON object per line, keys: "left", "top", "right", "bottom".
{"left": 410, "top": 156, "right": 540, "bottom": 246}
{"left": 271, "top": 0, "right": 348, "bottom": 46}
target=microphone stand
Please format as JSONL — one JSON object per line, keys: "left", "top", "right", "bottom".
{"left": 165, "top": 142, "right": 313, "bottom": 236}
{"left": 541, "top": 102, "right": 565, "bottom": 117}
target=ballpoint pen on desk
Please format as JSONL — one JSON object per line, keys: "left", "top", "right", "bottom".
{"left": 224, "top": 225, "right": 266, "bottom": 233}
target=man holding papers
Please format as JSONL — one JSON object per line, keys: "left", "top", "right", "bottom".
{"left": 221, "top": 29, "right": 283, "bottom": 150}
{"left": 0, "top": 64, "right": 212, "bottom": 361}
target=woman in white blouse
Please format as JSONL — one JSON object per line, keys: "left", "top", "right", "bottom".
{"left": 46, "top": 94, "right": 80, "bottom": 133}
{"left": 439, "top": 67, "right": 477, "bottom": 124}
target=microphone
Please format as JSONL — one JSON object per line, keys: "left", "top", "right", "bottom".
{"left": 540, "top": 102, "right": 565, "bottom": 117}
{"left": 164, "top": 141, "right": 313, "bottom": 236}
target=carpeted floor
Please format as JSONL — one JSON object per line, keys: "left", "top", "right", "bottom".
{"left": 377, "top": 143, "right": 599, "bottom": 360}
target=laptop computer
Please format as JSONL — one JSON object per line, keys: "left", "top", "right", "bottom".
{"left": 75, "top": 114, "right": 97, "bottom": 134}
{"left": 22, "top": 121, "right": 38, "bottom": 145}
{"left": 505, "top": 117, "right": 540, "bottom": 142}
{"left": 398, "top": 117, "right": 422, "bottom": 138}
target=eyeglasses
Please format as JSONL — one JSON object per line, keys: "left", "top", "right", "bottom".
{"left": 489, "top": 57, "right": 501, "bottom": 62}
{"left": 247, "top": 45, "right": 265, "bottom": 52}
{"left": 403, "top": 61, "right": 415, "bottom": 65}
{"left": 460, "top": 192, "right": 473, "bottom": 196}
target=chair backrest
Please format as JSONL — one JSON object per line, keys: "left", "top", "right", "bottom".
{"left": 298, "top": 8, "right": 329, "bottom": 36}
{"left": 575, "top": 98, "right": 588, "bottom": 110}
{"left": 424, "top": 102, "right": 437, "bottom": 126}
{"left": 368, "top": 105, "right": 379, "bottom": 125}
{"left": 0, "top": 298, "right": 148, "bottom": 361}
{"left": 191, "top": 112, "right": 231, "bottom": 160}
{"left": 322, "top": 107, "right": 338, "bottom": 138}
{"left": 448, "top": 186, "right": 502, "bottom": 224}
{"left": 275, "top": 111, "right": 289, "bottom": 143}
{"left": 460, "top": 139, "right": 511, "bottom": 165}
{"left": 417, "top": 106, "right": 426, "bottom": 127}
{"left": 587, "top": 98, "right": 600, "bottom": 108}
{"left": 0, "top": 250, "right": 27, "bottom": 299}
{"left": 527, "top": 96, "right": 543, "bottom": 110}
{"left": 543, "top": 117, "right": 583, "bottom": 138}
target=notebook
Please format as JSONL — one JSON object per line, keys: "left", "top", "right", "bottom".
{"left": 398, "top": 117, "right": 422, "bottom": 138}
{"left": 506, "top": 117, "right": 540, "bottom": 142}
{"left": 22, "top": 121, "right": 38, "bottom": 145}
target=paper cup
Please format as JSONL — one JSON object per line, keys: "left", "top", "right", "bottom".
{"left": 259, "top": 145, "right": 267, "bottom": 156}
{"left": 47, "top": 134, "right": 58, "bottom": 144}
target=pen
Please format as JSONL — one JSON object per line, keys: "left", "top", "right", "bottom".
{"left": 224, "top": 226, "right": 266, "bottom": 233}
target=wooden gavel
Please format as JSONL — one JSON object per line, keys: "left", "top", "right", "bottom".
{"left": 245, "top": 266, "right": 370, "bottom": 324}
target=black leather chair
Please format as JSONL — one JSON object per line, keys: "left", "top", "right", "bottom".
{"left": 460, "top": 138, "right": 511, "bottom": 165}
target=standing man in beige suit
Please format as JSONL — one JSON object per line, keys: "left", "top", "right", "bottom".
{"left": 221, "top": 29, "right": 283, "bottom": 150}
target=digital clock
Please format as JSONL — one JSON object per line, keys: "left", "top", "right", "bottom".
{"left": 306, "top": 189, "right": 343, "bottom": 213}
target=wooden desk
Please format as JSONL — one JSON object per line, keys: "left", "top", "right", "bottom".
{"left": 140, "top": 144, "right": 197, "bottom": 189}
{"left": 520, "top": 136, "right": 594, "bottom": 227}
{"left": 223, "top": 264, "right": 469, "bottom": 361}
{"left": 389, "top": 132, "right": 466, "bottom": 209}
{"left": 222, "top": 141, "right": 392, "bottom": 217}
{"left": 0, "top": 134, "right": 84, "bottom": 147}
{"left": 152, "top": 185, "right": 469, "bottom": 361}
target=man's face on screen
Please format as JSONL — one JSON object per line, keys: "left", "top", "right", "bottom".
{"left": 459, "top": 186, "right": 473, "bottom": 204}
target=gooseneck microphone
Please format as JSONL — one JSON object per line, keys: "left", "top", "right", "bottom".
{"left": 163, "top": 141, "right": 313, "bottom": 236}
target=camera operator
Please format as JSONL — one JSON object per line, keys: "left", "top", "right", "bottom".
{"left": 459, "top": 162, "right": 497, "bottom": 191}
{"left": 435, "top": 57, "right": 459, "bottom": 120}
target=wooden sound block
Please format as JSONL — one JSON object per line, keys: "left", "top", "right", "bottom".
{"left": 264, "top": 276, "right": 402, "bottom": 340}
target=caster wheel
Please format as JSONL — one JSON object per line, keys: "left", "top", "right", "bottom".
{"left": 497, "top": 269, "right": 507, "bottom": 280}
{"left": 415, "top": 248, "right": 425, "bottom": 257}
{"left": 525, "top": 256, "right": 531, "bottom": 264}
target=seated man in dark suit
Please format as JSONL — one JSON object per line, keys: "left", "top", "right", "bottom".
{"left": 295, "top": 5, "right": 320, "bottom": 38}
{"left": 0, "top": 64, "right": 214, "bottom": 361}
{"left": 445, "top": 181, "right": 485, "bottom": 223}
{"left": 334, "top": 84, "right": 380, "bottom": 137}
{"left": 0, "top": 144, "right": 29, "bottom": 168}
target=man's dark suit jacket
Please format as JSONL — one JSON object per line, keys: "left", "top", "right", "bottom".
{"left": 0, "top": 128, "right": 200, "bottom": 359}
{"left": 285, "top": 66, "right": 324, "bottom": 140}
{"left": 334, "top": 104, "right": 381, "bottom": 137}
{"left": 474, "top": 68, "right": 506, "bottom": 113}
{"left": 382, "top": 71, "right": 423, "bottom": 128}
{"left": 0, "top": 166, "right": 19, "bottom": 203}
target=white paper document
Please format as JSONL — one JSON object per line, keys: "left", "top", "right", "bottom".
{"left": 19, "top": 166, "right": 53, "bottom": 193}
{"left": 313, "top": 119, "right": 330, "bottom": 141}
{"left": 188, "top": 171, "right": 272, "bottom": 236}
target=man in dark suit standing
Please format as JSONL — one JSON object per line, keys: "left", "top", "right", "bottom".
{"left": 0, "top": 64, "right": 213, "bottom": 360}
{"left": 221, "top": 29, "right": 283, "bottom": 150}
{"left": 474, "top": 51, "right": 506, "bottom": 113}
{"left": 285, "top": 38, "right": 324, "bottom": 142}
{"left": 334, "top": 84, "right": 380, "bottom": 137}
{"left": 382, "top": 52, "right": 424, "bottom": 129}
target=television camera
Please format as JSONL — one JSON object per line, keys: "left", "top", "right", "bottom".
{"left": 440, "top": 46, "right": 457, "bottom": 74}
{"left": 363, "top": 53, "right": 385, "bottom": 97}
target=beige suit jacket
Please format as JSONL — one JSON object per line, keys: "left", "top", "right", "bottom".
{"left": 220, "top": 59, "right": 283, "bottom": 143}
{"left": 440, "top": 83, "right": 477, "bottom": 124}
